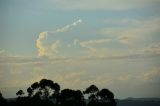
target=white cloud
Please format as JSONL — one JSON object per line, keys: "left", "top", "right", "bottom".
{"left": 52, "top": 71, "right": 86, "bottom": 89}
{"left": 1, "top": 52, "right": 159, "bottom": 65}
{"left": 52, "top": 71, "right": 113, "bottom": 89}
{"left": 118, "top": 36, "right": 129, "bottom": 44}
{"left": 50, "top": 40, "right": 61, "bottom": 55}
{"left": 73, "top": 39, "right": 79, "bottom": 46}
{"left": 36, "top": 19, "right": 82, "bottom": 57}
{"left": 118, "top": 75, "right": 131, "bottom": 81}
{"left": 1, "top": 74, "right": 48, "bottom": 88}
{"left": 55, "top": 19, "right": 82, "bottom": 33}
{"left": 54, "top": 71, "right": 85, "bottom": 81}
{"left": 80, "top": 39, "right": 112, "bottom": 52}
{"left": 143, "top": 68, "right": 160, "bottom": 84}
{"left": 9, "top": 64, "right": 23, "bottom": 75}
{"left": 0, "top": 49, "right": 10, "bottom": 57}
{"left": 100, "top": 17, "right": 160, "bottom": 45}
{"left": 129, "top": 43, "right": 160, "bottom": 56}
{"left": 142, "top": 43, "right": 160, "bottom": 55}
{"left": 0, "top": 49, "right": 6, "bottom": 56}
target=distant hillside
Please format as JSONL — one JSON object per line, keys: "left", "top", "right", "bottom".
{"left": 125, "top": 97, "right": 160, "bottom": 101}
{"left": 117, "top": 98, "right": 160, "bottom": 106}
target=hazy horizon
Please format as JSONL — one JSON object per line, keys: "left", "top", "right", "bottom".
{"left": 0, "top": 0, "right": 160, "bottom": 99}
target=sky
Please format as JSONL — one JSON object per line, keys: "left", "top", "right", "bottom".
{"left": 0, "top": 0, "right": 160, "bottom": 99}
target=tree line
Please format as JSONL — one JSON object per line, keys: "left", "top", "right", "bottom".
{"left": 0, "top": 78, "right": 116, "bottom": 106}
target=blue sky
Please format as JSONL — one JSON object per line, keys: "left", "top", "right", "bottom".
{"left": 0, "top": 0, "right": 160, "bottom": 99}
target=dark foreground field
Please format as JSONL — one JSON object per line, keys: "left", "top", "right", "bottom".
{"left": 1, "top": 98, "right": 160, "bottom": 106}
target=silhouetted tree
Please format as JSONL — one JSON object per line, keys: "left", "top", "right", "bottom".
{"left": 27, "top": 78, "right": 62, "bottom": 105}
{"left": 52, "top": 83, "right": 60, "bottom": 92}
{"left": 16, "top": 90, "right": 24, "bottom": 97}
{"left": 30, "top": 82, "right": 40, "bottom": 97}
{"left": 60, "top": 89, "right": 85, "bottom": 106}
{"left": 27, "top": 87, "right": 33, "bottom": 97}
{"left": 61, "top": 89, "right": 73, "bottom": 101}
{"left": 84, "top": 85, "right": 99, "bottom": 101}
{"left": 97, "top": 89, "right": 116, "bottom": 106}
{"left": 98, "top": 88, "right": 114, "bottom": 100}
{"left": 39, "top": 79, "right": 47, "bottom": 88}
{"left": 74, "top": 90, "right": 85, "bottom": 106}
{"left": 84, "top": 85, "right": 99, "bottom": 94}
{"left": 31, "top": 82, "right": 39, "bottom": 90}
{"left": 0, "top": 92, "right": 7, "bottom": 106}
{"left": 39, "top": 79, "right": 55, "bottom": 98}
{"left": 51, "top": 83, "right": 60, "bottom": 104}
{"left": 0, "top": 78, "right": 117, "bottom": 106}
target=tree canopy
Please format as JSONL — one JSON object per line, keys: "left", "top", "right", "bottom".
{"left": 0, "top": 79, "right": 116, "bottom": 106}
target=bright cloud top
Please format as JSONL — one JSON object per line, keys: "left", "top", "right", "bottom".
{"left": 36, "top": 19, "right": 82, "bottom": 57}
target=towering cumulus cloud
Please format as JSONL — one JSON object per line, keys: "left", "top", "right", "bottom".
{"left": 36, "top": 19, "right": 82, "bottom": 57}
{"left": 36, "top": 32, "right": 48, "bottom": 57}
